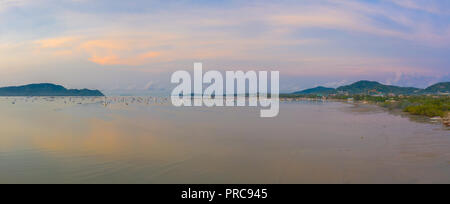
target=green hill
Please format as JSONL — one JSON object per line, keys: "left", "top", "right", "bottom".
{"left": 336, "top": 81, "right": 421, "bottom": 95}
{"left": 421, "top": 82, "right": 450, "bottom": 94}
{"left": 0, "top": 83, "right": 104, "bottom": 96}
{"left": 293, "top": 86, "right": 336, "bottom": 95}
{"left": 292, "top": 80, "right": 448, "bottom": 96}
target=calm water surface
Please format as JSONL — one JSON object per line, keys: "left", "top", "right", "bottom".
{"left": 0, "top": 97, "right": 449, "bottom": 184}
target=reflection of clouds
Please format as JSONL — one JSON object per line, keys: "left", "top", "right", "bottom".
{"left": 22, "top": 111, "right": 186, "bottom": 161}
{"left": 29, "top": 117, "right": 146, "bottom": 157}
{"left": 1, "top": 99, "right": 450, "bottom": 183}
{"left": 84, "top": 118, "right": 125, "bottom": 155}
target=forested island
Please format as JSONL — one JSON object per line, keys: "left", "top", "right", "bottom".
{"left": 0, "top": 83, "right": 104, "bottom": 96}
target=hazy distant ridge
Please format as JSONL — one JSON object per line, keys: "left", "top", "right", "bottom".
{"left": 0, "top": 83, "right": 104, "bottom": 96}
{"left": 294, "top": 81, "right": 450, "bottom": 95}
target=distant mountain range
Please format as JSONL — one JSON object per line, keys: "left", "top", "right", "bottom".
{"left": 293, "top": 81, "right": 450, "bottom": 96}
{"left": 0, "top": 83, "right": 104, "bottom": 96}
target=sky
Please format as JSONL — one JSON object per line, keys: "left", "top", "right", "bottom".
{"left": 0, "top": 0, "right": 449, "bottom": 94}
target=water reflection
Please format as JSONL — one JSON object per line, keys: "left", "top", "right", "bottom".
{"left": 0, "top": 97, "right": 449, "bottom": 183}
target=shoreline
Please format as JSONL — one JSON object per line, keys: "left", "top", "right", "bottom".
{"left": 280, "top": 97, "right": 450, "bottom": 127}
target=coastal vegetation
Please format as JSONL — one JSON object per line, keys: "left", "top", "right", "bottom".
{"left": 281, "top": 93, "right": 449, "bottom": 123}
{"left": 396, "top": 97, "right": 449, "bottom": 118}
{"left": 294, "top": 81, "right": 449, "bottom": 96}
{"left": 288, "top": 80, "right": 450, "bottom": 125}
{"left": 347, "top": 95, "right": 448, "bottom": 118}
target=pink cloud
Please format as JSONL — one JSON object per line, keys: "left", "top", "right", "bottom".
{"left": 35, "top": 37, "right": 78, "bottom": 48}
{"left": 89, "top": 51, "right": 161, "bottom": 66}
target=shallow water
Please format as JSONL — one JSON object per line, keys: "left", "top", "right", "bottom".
{"left": 0, "top": 97, "right": 449, "bottom": 184}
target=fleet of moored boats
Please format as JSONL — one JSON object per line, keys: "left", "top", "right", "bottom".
{"left": 1, "top": 96, "right": 171, "bottom": 107}
{"left": 2, "top": 96, "right": 449, "bottom": 127}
